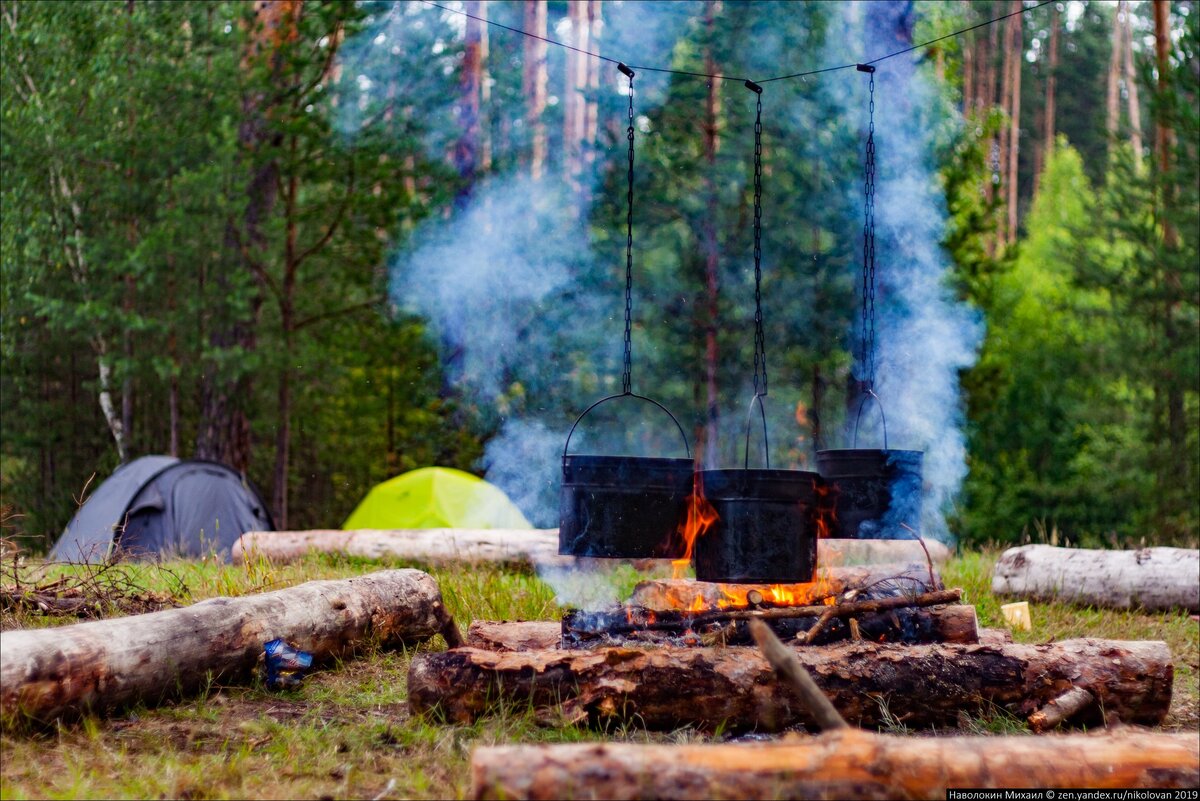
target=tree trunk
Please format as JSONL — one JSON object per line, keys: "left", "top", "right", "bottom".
{"left": 1123, "top": 4, "right": 1143, "bottom": 167}
{"left": 996, "top": 0, "right": 1014, "bottom": 242}
{"left": 1, "top": 570, "right": 455, "bottom": 723}
{"left": 470, "top": 731, "right": 1200, "bottom": 800}
{"left": 232, "top": 529, "right": 951, "bottom": 568}
{"left": 1107, "top": 1, "right": 1125, "bottom": 145}
{"left": 196, "top": 0, "right": 298, "bottom": 473}
{"left": 454, "top": 1, "right": 484, "bottom": 208}
{"left": 1005, "top": 0, "right": 1022, "bottom": 244}
{"left": 563, "top": 1, "right": 588, "bottom": 191}
{"left": 521, "top": 1, "right": 547, "bottom": 180}
{"left": 961, "top": 4, "right": 974, "bottom": 113}
{"left": 992, "top": 544, "right": 1199, "bottom": 612}
{"left": 1042, "top": 3, "right": 1059, "bottom": 168}
{"left": 581, "top": 0, "right": 601, "bottom": 194}
{"left": 700, "top": 1, "right": 721, "bottom": 469}
{"left": 409, "top": 637, "right": 1173, "bottom": 731}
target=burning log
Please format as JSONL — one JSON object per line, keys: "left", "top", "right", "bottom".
{"left": 2, "top": 569, "right": 455, "bottom": 723}
{"left": 560, "top": 590, "right": 973, "bottom": 647}
{"left": 408, "top": 637, "right": 1173, "bottom": 731}
{"left": 993, "top": 544, "right": 1200, "bottom": 612}
{"left": 628, "top": 562, "right": 941, "bottom": 611}
{"left": 469, "top": 730, "right": 1200, "bottom": 800}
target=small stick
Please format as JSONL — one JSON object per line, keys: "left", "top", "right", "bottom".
{"left": 1028, "top": 687, "right": 1095, "bottom": 732}
{"left": 848, "top": 618, "right": 862, "bottom": 641}
{"left": 801, "top": 590, "right": 857, "bottom": 644}
{"left": 900, "top": 523, "right": 937, "bottom": 591}
{"left": 750, "top": 620, "right": 849, "bottom": 731}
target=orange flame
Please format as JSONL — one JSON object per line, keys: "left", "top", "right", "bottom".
{"left": 671, "top": 476, "right": 719, "bottom": 580}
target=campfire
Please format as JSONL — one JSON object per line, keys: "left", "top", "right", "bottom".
{"left": 559, "top": 480, "right": 957, "bottom": 649}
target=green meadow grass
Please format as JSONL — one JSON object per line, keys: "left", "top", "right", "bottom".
{"left": 1, "top": 551, "right": 1196, "bottom": 800}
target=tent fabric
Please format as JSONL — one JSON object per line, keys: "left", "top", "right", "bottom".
{"left": 342, "top": 467, "right": 532, "bottom": 530}
{"left": 51, "top": 456, "right": 273, "bottom": 563}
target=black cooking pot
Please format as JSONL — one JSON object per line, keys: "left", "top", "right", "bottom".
{"left": 815, "top": 390, "right": 924, "bottom": 539}
{"left": 692, "top": 395, "right": 819, "bottom": 583}
{"left": 559, "top": 392, "right": 694, "bottom": 558}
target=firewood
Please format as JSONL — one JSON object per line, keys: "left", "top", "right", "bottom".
{"left": 470, "top": 730, "right": 1199, "bottom": 800}
{"left": 2, "top": 569, "right": 454, "bottom": 723}
{"left": 1028, "top": 686, "right": 1095, "bottom": 731}
{"left": 409, "top": 637, "right": 1172, "bottom": 731}
{"left": 993, "top": 544, "right": 1200, "bottom": 612}
{"left": 630, "top": 563, "right": 940, "bottom": 612}
{"left": 750, "top": 620, "right": 848, "bottom": 731}
{"left": 233, "top": 530, "right": 951, "bottom": 568}
{"left": 470, "top": 604, "right": 979, "bottom": 652}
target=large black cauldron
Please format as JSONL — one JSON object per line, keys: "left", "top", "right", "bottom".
{"left": 692, "top": 467, "right": 819, "bottom": 583}
{"left": 690, "top": 395, "right": 819, "bottom": 583}
{"left": 559, "top": 393, "right": 693, "bottom": 558}
{"left": 816, "top": 391, "right": 924, "bottom": 539}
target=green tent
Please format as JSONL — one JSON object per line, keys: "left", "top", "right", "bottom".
{"left": 342, "top": 467, "right": 532, "bottom": 530}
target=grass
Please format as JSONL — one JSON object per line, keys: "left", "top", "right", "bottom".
{"left": 1, "top": 550, "right": 1197, "bottom": 800}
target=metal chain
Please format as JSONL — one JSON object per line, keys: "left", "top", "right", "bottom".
{"left": 622, "top": 66, "right": 635, "bottom": 395}
{"left": 750, "top": 88, "right": 767, "bottom": 397}
{"left": 859, "top": 68, "right": 877, "bottom": 389}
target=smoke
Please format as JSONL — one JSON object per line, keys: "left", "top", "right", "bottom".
{"left": 823, "top": 3, "right": 983, "bottom": 542}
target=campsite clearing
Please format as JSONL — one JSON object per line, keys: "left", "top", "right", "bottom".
{"left": 0, "top": 551, "right": 1196, "bottom": 800}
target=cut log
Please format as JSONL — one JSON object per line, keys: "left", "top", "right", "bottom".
{"left": 2, "top": 569, "right": 453, "bottom": 722}
{"left": 233, "top": 529, "right": 950, "bottom": 568}
{"left": 470, "top": 729, "right": 1200, "bottom": 800}
{"left": 408, "top": 637, "right": 1172, "bottom": 732}
{"left": 992, "top": 544, "right": 1200, "bottom": 612}
{"left": 628, "top": 562, "right": 942, "bottom": 611}
{"left": 1028, "top": 686, "right": 1095, "bottom": 731}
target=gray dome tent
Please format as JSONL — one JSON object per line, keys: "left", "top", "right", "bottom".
{"left": 51, "top": 456, "right": 273, "bottom": 563}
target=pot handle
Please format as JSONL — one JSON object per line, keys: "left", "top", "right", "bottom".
{"left": 562, "top": 391, "right": 692, "bottom": 461}
{"left": 742, "top": 392, "right": 770, "bottom": 469}
{"left": 852, "top": 388, "right": 889, "bottom": 450}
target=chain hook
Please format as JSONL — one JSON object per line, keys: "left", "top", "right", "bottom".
{"left": 745, "top": 80, "right": 767, "bottom": 400}
{"left": 618, "top": 63, "right": 636, "bottom": 395}
{"left": 856, "top": 64, "right": 877, "bottom": 394}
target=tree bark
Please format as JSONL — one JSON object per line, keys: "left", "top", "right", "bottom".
{"left": 454, "top": 1, "right": 484, "bottom": 208}
{"left": 1123, "top": 4, "right": 1143, "bottom": 166}
{"left": 1005, "top": 0, "right": 1022, "bottom": 244}
{"left": 470, "top": 730, "right": 1199, "bottom": 800}
{"left": 408, "top": 637, "right": 1173, "bottom": 731}
{"left": 563, "top": 1, "right": 589, "bottom": 191}
{"left": 2, "top": 569, "right": 455, "bottom": 723}
{"left": 232, "top": 529, "right": 950, "bottom": 568}
{"left": 1107, "top": 1, "right": 1125, "bottom": 145}
{"left": 699, "top": 1, "right": 721, "bottom": 469}
{"left": 521, "top": 1, "right": 547, "bottom": 180}
{"left": 997, "top": 0, "right": 1015, "bottom": 242}
{"left": 992, "top": 544, "right": 1199, "bottom": 612}
{"left": 581, "top": 0, "right": 601, "bottom": 194}
{"left": 1041, "top": 3, "right": 1059, "bottom": 172}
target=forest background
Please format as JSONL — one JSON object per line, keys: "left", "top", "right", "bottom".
{"left": 1, "top": 0, "right": 1196, "bottom": 549}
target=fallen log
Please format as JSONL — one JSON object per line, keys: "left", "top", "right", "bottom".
{"left": 992, "top": 544, "right": 1200, "bottom": 612}
{"left": 233, "top": 529, "right": 950, "bottom": 568}
{"left": 2, "top": 569, "right": 453, "bottom": 723}
{"left": 232, "top": 528, "right": 564, "bottom": 567}
{"left": 408, "top": 637, "right": 1172, "bottom": 731}
{"left": 470, "top": 730, "right": 1200, "bottom": 800}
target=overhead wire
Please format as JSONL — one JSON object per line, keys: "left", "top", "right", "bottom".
{"left": 417, "top": 0, "right": 1055, "bottom": 85}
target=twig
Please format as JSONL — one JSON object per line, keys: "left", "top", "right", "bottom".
{"left": 900, "top": 523, "right": 937, "bottom": 590}
{"left": 750, "top": 620, "right": 849, "bottom": 731}
{"left": 800, "top": 590, "right": 857, "bottom": 644}
{"left": 1028, "top": 687, "right": 1095, "bottom": 732}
